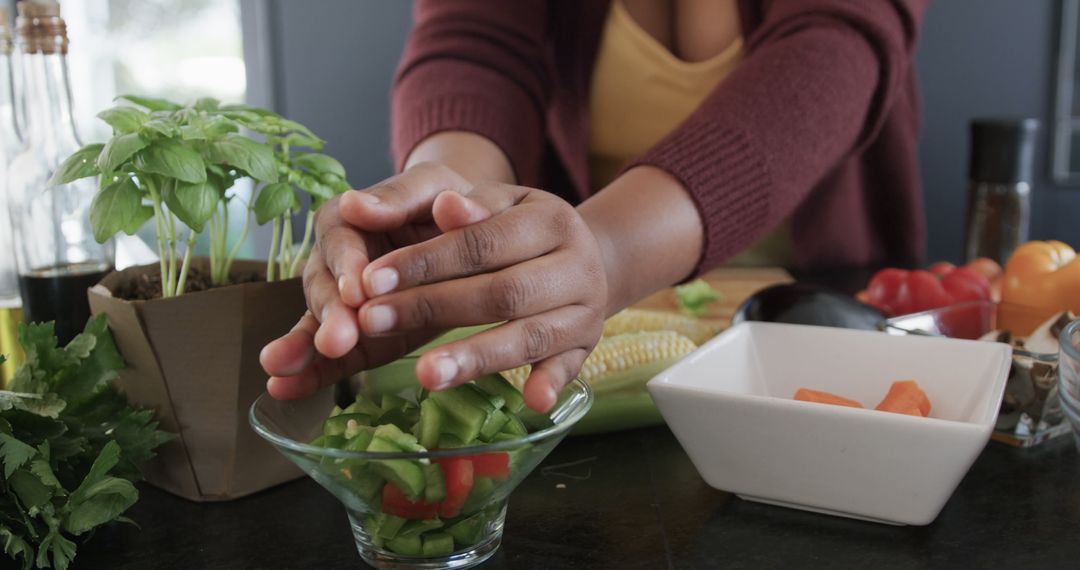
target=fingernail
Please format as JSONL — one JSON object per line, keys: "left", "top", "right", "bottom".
{"left": 367, "top": 267, "right": 399, "bottom": 296}
{"left": 363, "top": 305, "right": 396, "bottom": 334}
{"left": 338, "top": 274, "right": 362, "bottom": 304}
{"left": 433, "top": 356, "right": 459, "bottom": 388}
{"left": 350, "top": 190, "right": 380, "bottom": 205}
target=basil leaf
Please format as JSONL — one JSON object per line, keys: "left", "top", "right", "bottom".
{"left": 49, "top": 143, "right": 104, "bottom": 185}
{"left": 122, "top": 205, "right": 154, "bottom": 235}
{"left": 96, "top": 107, "right": 149, "bottom": 133}
{"left": 292, "top": 171, "right": 334, "bottom": 199}
{"left": 192, "top": 97, "right": 221, "bottom": 111}
{"left": 295, "top": 152, "right": 346, "bottom": 179}
{"left": 206, "top": 134, "right": 277, "bottom": 182}
{"left": 253, "top": 182, "right": 294, "bottom": 224}
{"left": 180, "top": 115, "right": 237, "bottom": 141}
{"left": 165, "top": 181, "right": 219, "bottom": 232}
{"left": 89, "top": 177, "right": 141, "bottom": 244}
{"left": 140, "top": 117, "right": 181, "bottom": 138}
{"left": 96, "top": 133, "right": 149, "bottom": 174}
{"left": 114, "top": 94, "right": 180, "bottom": 112}
{"left": 134, "top": 139, "right": 206, "bottom": 184}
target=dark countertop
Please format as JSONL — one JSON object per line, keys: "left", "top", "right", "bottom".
{"left": 74, "top": 267, "right": 1080, "bottom": 569}
{"left": 77, "top": 424, "right": 1079, "bottom": 569}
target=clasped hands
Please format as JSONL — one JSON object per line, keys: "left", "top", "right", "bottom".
{"left": 260, "top": 163, "right": 608, "bottom": 412}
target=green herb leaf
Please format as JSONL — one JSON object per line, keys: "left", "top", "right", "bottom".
{"left": 180, "top": 114, "right": 238, "bottom": 141}
{"left": 29, "top": 459, "right": 62, "bottom": 490}
{"left": 9, "top": 468, "right": 52, "bottom": 510}
{"left": 89, "top": 177, "right": 141, "bottom": 244}
{"left": 123, "top": 204, "right": 154, "bottom": 235}
{"left": 292, "top": 171, "right": 335, "bottom": 200}
{"left": 96, "top": 133, "right": 149, "bottom": 174}
{"left": 36, "top": 528, "right": 76, "bottom": 570}
{"left": 140, "top": 117, "right": 181, "bottom": 138}
{"left": 49, "top": 144, "right": 104, "bottom": 186}
{"left": 134, "top": 139, "right": 207, "bottom": 184}
{"left": 205, "top": 134, "right": 278, "bottom": 182}
{"left": 0, "top": 525, "right": 33, "bottom": 570}
{"left": 0, "top": 433, "right": 37, "bottom": 479}
{"left": 252, "top": 182, "right": 294, "bottom": 224}
{"left": 96, "top": 106, "right": 149, "bottom": 133}
{"left": 115, "top": 94, "right": 181, "bottom": 112}
{"left": 164, "top": 181, "right": 220, "bottom": 232}
{"left": 192, "top": 97, "right": 221, "bottom": 112}
{"left": 63, "top": 477, "right": 137, "bottom": 535}
{"left": 295, "top": 152, "right": 346, "bottom": 179}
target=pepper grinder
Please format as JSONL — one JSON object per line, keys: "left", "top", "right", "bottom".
{"left": 963, "top": 118, "right": 1039, "bottom": 264}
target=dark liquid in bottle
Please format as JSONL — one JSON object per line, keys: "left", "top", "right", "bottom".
{"left": 18, "top": 262, "right": 112, "bottom": 346}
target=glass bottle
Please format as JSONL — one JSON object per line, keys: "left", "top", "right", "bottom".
{"left": 963, "top": 118, "right": 1038, "bottom": 264}
{"left": 7, "top": 1, "right": 113, "bottom": 345}
{"left": 0, "top": 7, "right": 23, "bottom": 383}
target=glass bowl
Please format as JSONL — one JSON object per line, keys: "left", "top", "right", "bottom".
{"left": 1058, "top": 318, "right": 1080, "bottom": 452}
{"left": 250, "top": 378, "right": 593, "bottom": 569}
{"left": 883, "top": 299, "right": 997, "bottom": 340}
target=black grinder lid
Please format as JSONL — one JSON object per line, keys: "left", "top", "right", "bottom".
{"left": 969, "top": 118, "right": 1039, "bottom": 184}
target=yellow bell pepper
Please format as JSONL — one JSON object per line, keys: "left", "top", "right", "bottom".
{"left": 998, "top": 240, "right": 1080, "bottom": 336}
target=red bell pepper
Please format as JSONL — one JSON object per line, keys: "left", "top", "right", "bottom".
{"left": 461, "top": 453, "right": 510, "bottom": 480}
{"left": 433, "top": 457, "right": 474, "bottom": 519}
{"left": 382, "top": 483, "right": 440, "bottom": 520}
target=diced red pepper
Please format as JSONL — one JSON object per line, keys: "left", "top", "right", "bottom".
{"left": 433, "top": 457, "right": 474, "bottom": 519}
{"left": 381, "top": 483, "right": 439, "bottom": 520}
{"left": 462, "top": 453, "right": 510, "bottom": 480}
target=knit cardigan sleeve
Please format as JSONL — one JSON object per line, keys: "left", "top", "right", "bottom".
{"left": 627, "top": 0, "right": 928, "bottom": 272}
{"left": 391, "top": 0, "right": 551, "bottom": 185}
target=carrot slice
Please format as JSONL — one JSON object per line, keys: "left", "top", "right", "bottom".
{"left": 793, "top": 388, "right": 864, "bottom": 409}
{"left": 875, "top": 380, "right": 931, "bottom": 417}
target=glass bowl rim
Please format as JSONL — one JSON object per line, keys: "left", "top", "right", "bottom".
{"left": 1061, "top": 317, "right": 1080, "bottom": 364}
{"left": 249, "top": 377, "right": 594, "bottom": 461}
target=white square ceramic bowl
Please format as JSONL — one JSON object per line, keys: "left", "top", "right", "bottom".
{"left": 647, "top": 322, "right": 1012, "bottom": 526}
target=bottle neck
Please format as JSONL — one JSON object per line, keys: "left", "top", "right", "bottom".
{"left": 0, "top": 52, "right": 20, "bottom": 146}
{"left": 18, "top": 50, "right": 78, "bottom": 150}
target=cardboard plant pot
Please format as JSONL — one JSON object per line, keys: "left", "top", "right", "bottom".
{"left": 88, "top": 258, "right": 332, "bottom": 501}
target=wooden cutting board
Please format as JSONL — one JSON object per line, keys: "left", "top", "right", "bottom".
{"left": 631, "top": 267, "right": 794, "bottom": 328}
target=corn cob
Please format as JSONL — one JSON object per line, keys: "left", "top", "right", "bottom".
{"left": 601, "top": 308, "right": 720, "bottom": 345}
{"left": 499, "top": 331, "right": 697, "bottom": 395}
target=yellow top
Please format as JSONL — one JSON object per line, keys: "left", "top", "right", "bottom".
{"left": 587, "top": 0, "right": 793, "bottom": 267}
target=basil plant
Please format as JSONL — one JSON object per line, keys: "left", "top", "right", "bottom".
{"left": 49, "top": 96, "right": 349, "bottom": 297}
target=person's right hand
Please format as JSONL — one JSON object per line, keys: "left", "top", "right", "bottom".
{"left": 259, "top": 163, "right": 498, "bottom": 400}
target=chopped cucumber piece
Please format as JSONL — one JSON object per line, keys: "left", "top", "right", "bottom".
{"left": 437, "top": 434, "right": 468, "bottom": 448}
{"left": 366, "top": 436, "right": 426, "bottom": 499}
{"left": 345, "top": 396, "right": 384, "bottom": 421}
{"left": 429, "top": 387, "right": 488, "bottom": 442}
{"left": 385, "top": 534, "right": 422, "bottom": 556}
{"left": 399, "top": 519, "right": 443, "bottom": 538}
{"left": 377, "top": 514, "right": 408, "bottom": 540}
{"left": 501, "top": 414, "right": 527, "bottom": 436}
{"left": 381, "top": 393, "right": 408, "bottom": 412}
{"left": 323, "top": 413, "right": 372, "bottom": 437}
{"left": 464, "top": 383, "right": 504, "bottom": 412}
{"left": 374, "top": 424, "right": 426, "bottom": 453}
{"left": 417, "top": 399, "right": 443, "bottom": 450}
{"left": 423, "top": 462, "right": 446, "bottom": 503}
{"left": 479, "top": 408, "right": 510, "bottom": 441}
{"left": 462, "top": 476, "right": 496, "bottom": 515}
{"left": 446, "top": 513, "right": 487, "bottom": 546}
{"left": 422, "top": 532, "right": 455, "bottom": 556}
{"left": 476, "top": 375, "right": 525, "bottom": 413}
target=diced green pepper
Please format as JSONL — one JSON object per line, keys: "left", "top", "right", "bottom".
{"left": 479, "top": 408, "right": 510, "bottom": 441}
{"left": 329, "top": 405, "right": 344, "bottom": 417}
{"left": 374, "top": 424, "right": 425, "bottom": 452}
{"left": 429, "top": 387, "right": 488, "bottom": 442}
{"left": 378, "top": 408, "right": 416, "bottom": 433}
{"left": 385, "top": 534, "right": 423, "bottom": 556}
{"left": 501, "top": 414, "right": 527, "bottom": 437}
{"left": 377, "top": 514, "right": 408, "bottom": 540}
{"left": 344, "top": 396, "right": 384, "bottom": 421}
{"left": 323, "top": 413, "right": 372, "bottom": 437}
{"left": 381, "top": 393, "right": 408, "bottom": 412}
{"left": 461, "top": 476, "right": 496, "bottom": 515}
{"left": 417, "top": 399, "right": 443, "bottom": 450}
{"left": 367, "top": 436, "right": 426, "bottom": 500}
{"left": 476, "top": 374, "right": 526, "bottom": 413}
{"left": 422, "top": 532, "right": 455, "bottom": 556}
{"left": 437, "top": 434, "right": 468, "bottom": 448}
{"left": 364, "top": 515, "right": 385, "bottom": 548}
{"left": 309, "top": 434, "right": 328, "bottom": 447}
{"left": 464, "top": 383, "right": 504, "bottom": 412}
{"left": 398, "top": 519, "right": 443, "bottom": 538}
{"left": 423, "top": 462, "right": 446, "bottom": 503}
{"left": 445, "top": 513, "right": 487, "bottom": 546}
{"left": 344, "top": 420, "right": 376, "bottom": 441}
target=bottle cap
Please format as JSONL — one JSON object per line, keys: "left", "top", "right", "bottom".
{"left": 15, "top": 1, "right": 67, "bottom": 55}
{"left": 969, "top": 118, "right": 1039, "bottom": 184}
{"left": 0, "top": 8, "right": 11, "bottom": 55}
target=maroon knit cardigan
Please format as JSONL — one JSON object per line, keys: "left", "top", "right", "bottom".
{"left": 391, "top": 0, "right": 929, "bottom": 272}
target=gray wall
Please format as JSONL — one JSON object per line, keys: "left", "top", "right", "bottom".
{"left": 257, "top": 1, "right": 1080, "bottom": 264}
